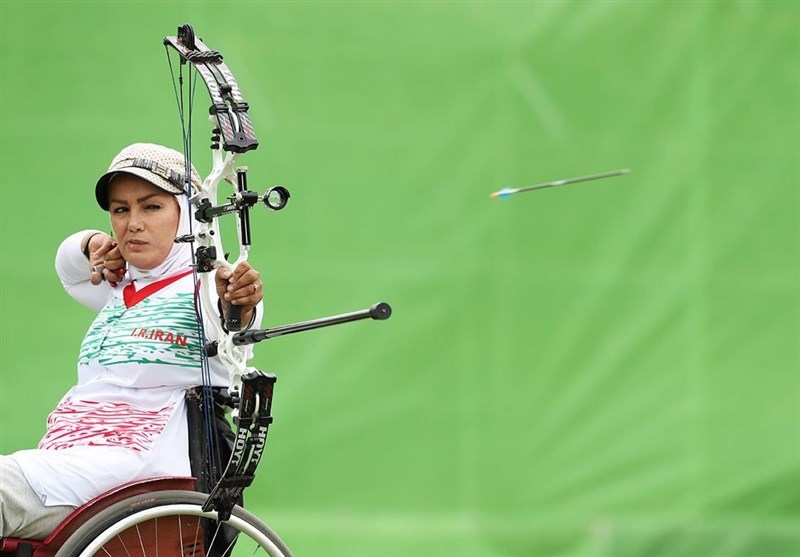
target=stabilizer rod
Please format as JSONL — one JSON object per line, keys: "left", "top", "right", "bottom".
{"left": 233, "top": 302, "right": 392, "bottom": 346}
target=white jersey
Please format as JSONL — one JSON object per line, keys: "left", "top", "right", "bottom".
{"left": 11, "top": 231, "right": 260, "bottom": 507}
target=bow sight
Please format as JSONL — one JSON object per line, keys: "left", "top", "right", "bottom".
{"left": 194, "top": 171, "right": 290, "bottom": 224}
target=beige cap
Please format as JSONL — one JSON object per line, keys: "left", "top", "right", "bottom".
{"left": 95, "top": 143, "right": 202, "bottom": 210}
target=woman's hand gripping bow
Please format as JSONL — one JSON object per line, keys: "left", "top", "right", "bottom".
{"left": 215, "top": 262, "right": 263, "bottom": 330}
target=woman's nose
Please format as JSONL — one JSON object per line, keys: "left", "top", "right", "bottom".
{"left": 127, "top": 210, "right": 145, "bottom": 231}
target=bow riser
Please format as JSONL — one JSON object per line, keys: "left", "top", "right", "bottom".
{"left": 193, "top": 147, "right": 254, "bottom": 394}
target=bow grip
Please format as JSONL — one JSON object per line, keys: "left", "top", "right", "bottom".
{"left": 226, "top": 303, "right": 243, "bottom": 332}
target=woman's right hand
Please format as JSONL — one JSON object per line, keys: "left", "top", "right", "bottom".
{"left": 85, "top": 233, "right": 127, "bottom": 285}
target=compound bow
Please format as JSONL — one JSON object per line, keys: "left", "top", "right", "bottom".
{"left": 163, "top": 24, "right": 391, "bottom": 519}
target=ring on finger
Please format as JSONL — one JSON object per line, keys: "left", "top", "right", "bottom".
{"left": 253, "top": 283, "right": 260, "bottom": 294}
{"left": 92, "top": 265, "right": 105, "bottom": 274}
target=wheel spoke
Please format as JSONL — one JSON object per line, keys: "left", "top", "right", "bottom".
{"left": 54, "top": 492, "right": 291, "bottom": 557}
{"left": 136, "top": 524, "right": 146, "bottom": 557}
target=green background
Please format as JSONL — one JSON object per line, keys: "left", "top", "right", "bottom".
{"left": 1, "top": 2, "right": 798, "bottom": 555}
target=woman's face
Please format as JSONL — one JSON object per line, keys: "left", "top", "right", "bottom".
{"left": 108, "top": 174, "right": 180, "bottom": 270}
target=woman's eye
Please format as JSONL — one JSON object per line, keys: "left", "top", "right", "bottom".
{"left": 112, "top": 206, "right": 128, "bottom": 214}
{"left": 145, "top": 204, "right": 162, "bottom": 210}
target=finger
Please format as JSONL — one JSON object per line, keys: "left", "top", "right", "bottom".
{"left": 225, "top": 262, "right": 253, "bottom": 284}
{"left": 224, "top": 269, "right": 260, "bottom": 300}
{"left": 103, "top": 256, "right": 126, "bottom": 272}
{"left": 216, "top": 267, "right": 233, "bottom": 282}
{"left": 105, "top": 244, "right": 123, "bottom": 261}
{"left": 92, "top": 239, "right": 115, "bottom": 259}
{"left": 90, "top": 264, "right": 105, "bottom": 285}
{"left": 85, "top": 234, "right": 108, "bottom": 259}
{"left": 231, "top": 280, "right": 262, "bottom": 299}
{"left": 215, "top": 267, "right": 234, "bottom": 297}
{"left": 225, "top": 267, "right": 256, "bottom": 290}
{"left": 229, "top": 284, "right": 263, "bottom": 309}
{"left": 228, "top": 289, "right": 260, "bottom": 306}
{"left": 101, "top": 267, "right": 119, "bottom": 283}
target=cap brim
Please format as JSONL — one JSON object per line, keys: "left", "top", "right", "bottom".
{"left": 96, "top": 169, "right": 184, "bottom": 210}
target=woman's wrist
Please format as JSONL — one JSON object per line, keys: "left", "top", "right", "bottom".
{"left": 81, "top": 232, "right": 104, "bottom": 259}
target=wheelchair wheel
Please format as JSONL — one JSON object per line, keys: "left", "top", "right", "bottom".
{"left": 52, "top": 490, "right": 293, "bottom": 557}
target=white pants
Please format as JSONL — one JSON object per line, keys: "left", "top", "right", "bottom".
{"left": 0, "top": 455, "right": 74, "bottom": 540}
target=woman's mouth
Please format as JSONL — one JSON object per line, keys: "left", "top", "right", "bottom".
{"left": 127, "top": 240, "right": 148, "bottom": 249}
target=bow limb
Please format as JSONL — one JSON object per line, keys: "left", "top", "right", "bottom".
{"left": 163, "top": 28, "right": 258, "bottom": 153}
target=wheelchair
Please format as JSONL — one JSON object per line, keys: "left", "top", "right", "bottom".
{"left": 1, "top": 381, "right": 293, "bottom": 557}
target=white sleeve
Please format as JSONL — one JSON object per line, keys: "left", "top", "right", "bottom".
{"left": 55, "top": 230, "right": 112, "bottom": 312}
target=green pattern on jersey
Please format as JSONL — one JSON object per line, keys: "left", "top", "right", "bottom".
{"left": 79, "top": 293, "right": 201, "bottom": 369}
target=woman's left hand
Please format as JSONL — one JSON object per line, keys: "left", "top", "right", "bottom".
{"left": 215, "top": 262, "right": 263, "bottom": 324}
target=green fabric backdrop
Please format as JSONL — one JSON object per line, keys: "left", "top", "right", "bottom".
{"left": 1, "top": 2, "right": 798, "bottom": 555}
